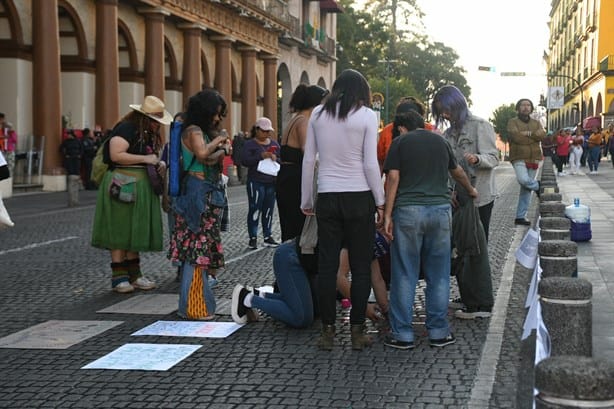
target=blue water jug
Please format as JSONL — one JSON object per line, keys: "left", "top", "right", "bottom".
{"left": 565, "top": 198, "right": 590, "bottom": 223}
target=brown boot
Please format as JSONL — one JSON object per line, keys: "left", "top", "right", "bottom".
{"left": 351, "top": 324, "right": 373, "bottom": 350}
{"left": 317, "top": 324, "right": 335, "bottom": 350}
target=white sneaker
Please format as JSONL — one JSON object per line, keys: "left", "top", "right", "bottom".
{"left": 113, "top": 281, "right": 135, "bottom": 293}
{"left": 132, "top": 276, "right": 156, "bottom": 290}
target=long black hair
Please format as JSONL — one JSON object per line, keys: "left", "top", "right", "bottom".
{"left": 318, "top": 69, "right": 370, "bottom": 120}
{"left": 289, "top": 84, "right": 329, "bottom": 112}
{"left": 182, "top": 88, "right": 227, "bottom": 136}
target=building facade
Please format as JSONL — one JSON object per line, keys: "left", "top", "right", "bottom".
{"left": 547, "top": 0, "right": 614, "bottom": 130}
{"left": 0, "top": 0, "right": 340, "bottom": 196}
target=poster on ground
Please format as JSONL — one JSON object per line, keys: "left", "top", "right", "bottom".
{"left": 131, "top": 321, "right": 243, "bottom": 338}
{"left": 82, "top": 343, "right": 201, "bottom": 371}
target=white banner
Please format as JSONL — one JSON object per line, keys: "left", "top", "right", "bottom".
{"left": 547, "top": 86, "right": 565, "bottom": 109}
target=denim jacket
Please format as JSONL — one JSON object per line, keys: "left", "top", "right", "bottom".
{"left": 172, "top": 175, "right": 227, "bottom": 232}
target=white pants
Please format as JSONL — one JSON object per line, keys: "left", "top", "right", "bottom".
{"left": 569, "top": 146, "right": 583, "bottom": 174}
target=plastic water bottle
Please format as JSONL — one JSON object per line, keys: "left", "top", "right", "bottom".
{"left": 565, "top": 198, "right": 590, "bottom": 223}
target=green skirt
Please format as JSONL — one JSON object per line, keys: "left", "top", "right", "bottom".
{"left": 91, "top": 167, "right": 163, "bottom": 252}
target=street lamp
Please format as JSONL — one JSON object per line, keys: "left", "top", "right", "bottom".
{"left": 378, "top": 59, "right": 399, "bottom": 124}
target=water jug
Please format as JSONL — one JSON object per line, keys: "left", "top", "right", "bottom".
{"left": 565, "top": 198, "right": 590, "bottom": 223}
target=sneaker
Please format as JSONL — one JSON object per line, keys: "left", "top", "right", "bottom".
{"left": 132, "top": 276, "right": 156, "bottom": 290}
{"left": 113, "top": 281, "right": 135, "bottom": 293}
{"left": 514, "top": 218, "right": 531, "bottom": 226}
{"left": 455, "top": 307, "right": 492, "bottom": 320}
{"left": 448, "top": 297, "right": 465, "bottom": 310}
{"left": 429, "top": 333, "right": 456, "bottom": 348}
{"left": 383, "top": 336, "right": 414, "bottom": 350}
{"left": 263, "top": 237, "right": 279, "bottom": 247}
{"left": 231, "top": 284, "right": 252, "bottom": 324}
{"left": 248, "top": 237, "right": 257, "bottom": 250}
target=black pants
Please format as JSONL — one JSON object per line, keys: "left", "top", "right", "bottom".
{"left": 478, "top": 200, "right": 494, "bottom": 242}
{"left": 316, "top": 191, "right": 375, "bottom": 326}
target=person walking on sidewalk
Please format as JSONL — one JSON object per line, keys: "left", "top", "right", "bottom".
{"left": 301, "top": 69, "right": 385, "bottom": 351}
{"left": 91, "top": 95, "right": 171, "bottom": 293}
{"left": 587, "top": 125, "right": 603, "bottom": 174}
{"left": 507, "top": 98, "right": 545, "bottom": 226}
{"left": 382, "top": 110, "right": 477, "bottom": 349}
{"left": 241, "top": 117, "right": 281, "bottom": 250}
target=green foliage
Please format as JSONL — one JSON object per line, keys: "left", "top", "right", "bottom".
{"left": 490, "top": 103, "right": 517, "bottom": 143}
{"left": 335, "top": 0, "right": 471, "bottom": 114}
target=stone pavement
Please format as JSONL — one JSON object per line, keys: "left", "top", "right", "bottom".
{"left": 0, "top": 161, "right": 610, "bottom": 408}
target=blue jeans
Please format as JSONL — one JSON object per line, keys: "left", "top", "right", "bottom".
{"left": 178, "top": 262, "right": 216, "bottom": 318}
{"left": 389, "top": 204, "right": 452, "bottom": 342}
{"left": 251, "top": 242, "right": 314, "bottom": 328}
{"left": 246, "top": 180, "right": 276, "bottom": 238}
{"left": 588, "top": 146, "right": 601, "bottom": 171}
{"left": 512, "top": 160, "right": 539, "bottom": 219}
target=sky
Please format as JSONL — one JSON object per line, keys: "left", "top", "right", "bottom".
{"left": 416, "top": 0, "right": 552, "bottom": 119}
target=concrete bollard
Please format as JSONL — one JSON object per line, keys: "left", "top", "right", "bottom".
{"left": 539, "top": 192, "right": 562, "bottom": 203}
{"left": 535, "top": 356, "right": 614, "bottom": 408}
{"left": 539, "top": 217, "right": 570, "bottom": 241}
{"left": 539, "top": 277, "right": 592, "bottom": 356}
{"left": 538, "top": 240, "right": 577, "bottom": 278}
{"left": 67, "top": 175, "right": 80, "bottom": 207}
{"left": 539, "top": 202, "right": 566, "bottom": 218}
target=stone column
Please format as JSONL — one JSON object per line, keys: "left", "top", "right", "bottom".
{"left": 180, "top": 25, "right": 204, "bottom": 107}
{"left": 33, "top": 0, "right": 63, "bottom": 188}
{"left": 95, "top": 0, "right": 120, "bottom": 130}
{"left": 538, "top": 240, "right": 578, "bottom": 278}
{"left": 240, "top": 47, "right": 257, "bottom": 133}
{"left": 212, "top": 36, "right": 233, "bottom": 133}
{"left": 539, "top": 277, "right": 592, "bottom": 356}
{"left": 535, "top": 356, "right": 614, "bottom": 408}
{"left": 140, "top": 7, "right": 169, "bottom": 99}
{"left": 262, "top": 55, "right": 278, "bottom": 138}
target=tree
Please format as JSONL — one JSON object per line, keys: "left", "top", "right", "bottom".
{"left": 490, "top": 103, "right": 517, "bottom": 143}
{"left": 365, "top": 0, "right": 423, "bottom": 58}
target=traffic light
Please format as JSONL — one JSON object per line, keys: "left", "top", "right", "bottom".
{"left": 478, "top": 66, "right": 495, "bottom": 72}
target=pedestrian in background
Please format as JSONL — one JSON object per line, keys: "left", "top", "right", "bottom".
{"left": 60, "top": 129, "right": 84, "bottom": 206}
{"left": 506, "top": 98, "right": 544, "bottom": 226}
{"left": 432, "top": 85, "right": 498, "bottom": 319}
{"left": 569, "top": 131, "right": 584, "bottom": 175}
{"left": 81, "top": 128, "right": 99, "bottom": 189}
{"left": 0, "top": 113, "right": 17, "bottom": 177}
{"left": 241, "top": 117, "right": 281, "bottom": 250}
{"left": 91, "top": 95, "right": 170, "bottom": 293}
{"left": 301, "top": 69, "right": 384, "bottom": 350}
{"left": 555, "top": 128, "right": 571, "bottom": 175}
{"left": 587, "top": 125, "right": 603, "bottom": 174}
{"left": 276, "top": 84, "right": 328, "bottom": 242}
{"left": 383, "top": 110, "right": 477, "bottom": 349}
{"left": 231, "top": 131, "right": 247, "bottom": 184}
{"left": 167, "top": 89, "right": 230, "bottom": 320}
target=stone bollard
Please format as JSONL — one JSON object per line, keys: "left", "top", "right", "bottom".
{"left": 539, "top": 277, "right": 592, "bottom": 356}
{"left": 539, "top": 202, "right": 566, "bottom": 218}
{"left": 535, "top": 356, "right": 614, "bottom": 408}
{"left": 539, "top": 217, "right": 570, "bottom": 241}
{"left": 540, "top": 179, "right": 560, "bottom": 194}
{"left": 540, "top": 192, "right": 562, "bottom": 203}
{"left": 538, "top": 240, "right": 577, "bottom": 278}
{"left": 67, "top": 175, "right": 80, "bottom": 207}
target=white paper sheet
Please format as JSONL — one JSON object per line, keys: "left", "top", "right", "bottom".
{"left": 515, "top": 228, "right": 540, "bottom": 269}
{"left": 131, "top": 320, "right": 243, "bottom": 338}
{"left": 82, "top": 343, "right": 201, "bottom": 371}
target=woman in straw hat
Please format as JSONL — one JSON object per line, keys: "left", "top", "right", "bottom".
{"left": 167, "top": 88, "right": 231, "bottom": 320}
{"left": 91, "top": 95, "right": 172, "bottom": 293}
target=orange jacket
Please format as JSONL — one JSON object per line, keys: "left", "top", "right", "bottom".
{"left": 377, "top": 122, "right": 435, "bottom": 166}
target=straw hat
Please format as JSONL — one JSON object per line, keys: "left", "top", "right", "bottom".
{"left": 129, "top": 95, "right": 173, "bottom": 125}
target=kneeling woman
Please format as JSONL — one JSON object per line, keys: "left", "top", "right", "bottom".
{"left": 167, "top": 89, "right": 231, "bottom": 320}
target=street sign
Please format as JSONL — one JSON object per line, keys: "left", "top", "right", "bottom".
{"left": 547, "top": 86, "right": 564, "bottom": 109}
{"left": 478, "top": 66, "right": 496, "bottom": 72}
{"left": 500, "top": 72, "right": 526, "bottom": 76}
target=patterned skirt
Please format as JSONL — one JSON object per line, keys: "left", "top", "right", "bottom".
{"left": 167, "top": 205, "right": 224, "bottom": 270}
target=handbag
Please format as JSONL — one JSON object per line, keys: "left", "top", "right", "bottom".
{"left": 146, "top": 164, "right": 164, "bottom": 195}
{"left": 257, "top": 158, "right": 280, "bottom": 176}
{"left": 108, "top": 171, "right": 137, "bottom": 203}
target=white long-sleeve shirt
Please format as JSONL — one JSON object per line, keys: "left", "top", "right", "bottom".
{"left": 301, "top": 104, "right": 385, "bottom": 209}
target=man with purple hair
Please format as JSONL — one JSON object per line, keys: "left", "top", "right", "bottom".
{"left": 431, "top": 85, "right": 499, "bottom": 320}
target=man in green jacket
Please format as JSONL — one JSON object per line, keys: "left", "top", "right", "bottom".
{"left": 507, "top": 99, "right": 545, "bottom": 225}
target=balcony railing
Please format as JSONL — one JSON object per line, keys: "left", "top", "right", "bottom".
{"left": 244, "top": 0, "right": 291, "bottom": 25}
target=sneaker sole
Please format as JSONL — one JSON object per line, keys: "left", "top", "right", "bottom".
{"left": 132, "top": 284, "right": 156, "bottom": 290}
{"left": 430, "top": 339, "right": 456, "bottom": 347}
{"left": 231, "top": 284, "right": 248, "bottom": 324}
{"left": 113, "top": 285, "right": 135, "bottom": 294}
{"left": 384, "top": 341, "right": 414, "bottom": 350}
{"left": 455, "top": 311, "right": 492, "bottom": 319}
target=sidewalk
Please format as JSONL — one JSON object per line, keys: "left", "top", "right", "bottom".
{"left": 553, "top": 160, "right": 614, "bottom": 360}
